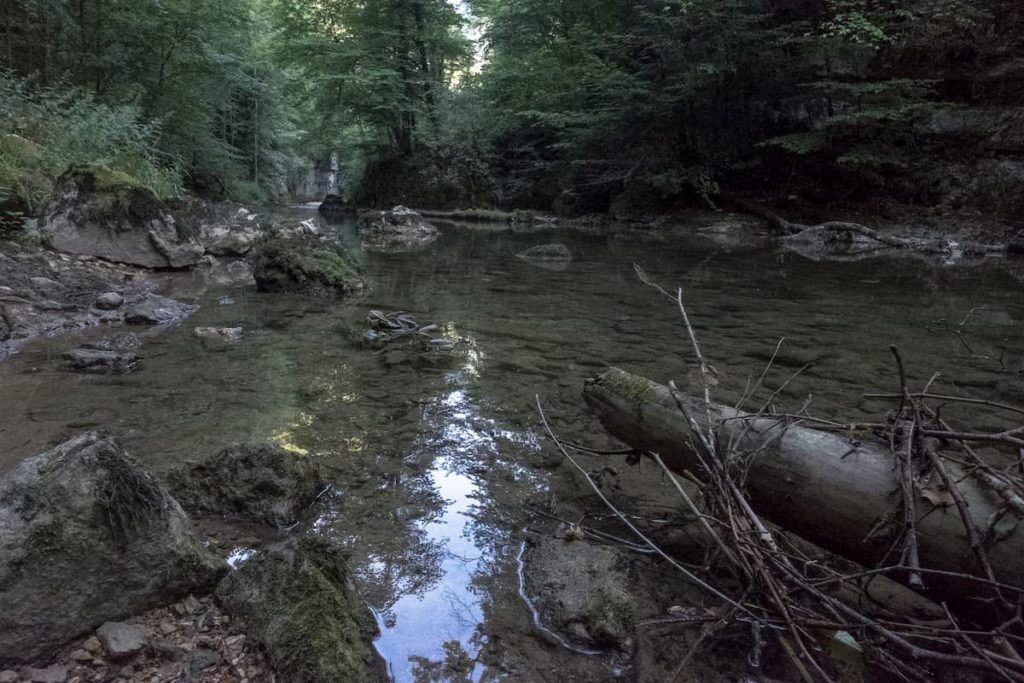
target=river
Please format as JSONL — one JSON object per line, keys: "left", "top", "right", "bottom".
{"left": 1, "top": 210, "right": 1021, "bottom": 680}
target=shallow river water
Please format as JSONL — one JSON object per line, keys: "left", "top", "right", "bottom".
{"left": 1, "top": 212, "right": 1022, "bottom": 680}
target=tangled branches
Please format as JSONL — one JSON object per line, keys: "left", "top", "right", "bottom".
{"left": 539, "top": 266, "right": 1024, "bottom": 681}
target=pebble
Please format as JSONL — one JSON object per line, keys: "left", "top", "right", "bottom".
{"left": 82, "top": 637, "right": 102, "bottom": 654}
{"left": 94, "top": 292, "right": 124, "bottom": 310}
{"left": 158, "top": 621, "right": 177, "bottom": 635}
{"left": 70, "top": 649, "right": 92, "bottom": 662}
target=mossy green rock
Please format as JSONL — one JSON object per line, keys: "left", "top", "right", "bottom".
{"left": 216, "top": 537, "right": 387, "bottom": 682}
{"left": 252, "top": 236, "right": 365, "bottom": 298}
{"left": 168, "top": 443, "right": 324, "bottom": 528}
{"left": 0, "top": 433, "right": 221, "bottom": 665}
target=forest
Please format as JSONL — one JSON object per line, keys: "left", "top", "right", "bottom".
{"left": 2, "top": 0, "right": 1022, "bottom": 220}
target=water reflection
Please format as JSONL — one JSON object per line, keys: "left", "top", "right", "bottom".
{"left": 365, "top": 377, "right": 539, "bottom": 682}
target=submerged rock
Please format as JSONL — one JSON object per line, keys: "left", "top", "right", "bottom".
{"left": 516, "top": 243, "right": 573, "bottom": 271}
{"left": 357, "top": 206, "right": 438, "bottom": 253}
{"left": 63, "top": 345, "right": 139, "bottom": 374}
{"left": 0, "top": 433, "right": 221, "bottom": 664}
{"left": 523, "top": 536, "right": 637, "bottom": 654}
{"left": 215, "top": 537, "right": 387, "bottom": 682}
{"left": 124, "top": 295, "right": 198, "bottom": 326}
{"left": 252, "top": 236, "right": 365, "bottom": 298}
{"left": 39, "top": 166, "right": 204, "bottom": 269}
{"left": 167, "top": 443, "right": 324, "bottom": 527}
{"left": 193, "top": 327, "right": 243, "bottom": 343}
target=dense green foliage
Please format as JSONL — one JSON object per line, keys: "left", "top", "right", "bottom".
{"left": 1, "top": 0, "right": 1021, "bottom": 217}
{"left": 0, "top": 0, "right": 301, "bottom": 204}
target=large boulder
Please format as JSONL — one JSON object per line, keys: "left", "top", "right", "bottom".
{"left": 0, "top": 433, "right": 221, "bottom": 665}
{"left": 252, "top": 236, "right": 365, "bottom": 298}
{"left": 216, "top": 537, "right": 387, "bottom": 682}
{"left": 39, "top": 166, "right": 204, "bottom": 269}
{"left": 167, "top": 443, "right": 324, "bottom": 528}
{"left": 357, "top": 206, "right": 438, "bottom": 253}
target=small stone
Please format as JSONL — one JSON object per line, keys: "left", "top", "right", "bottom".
{"left": 224, "top": 634, "right": 245, "bottom": 654}
{"left": 28, "top": 664, "right": 67, "bottom": 683}
{"left": 150, "top": 640, "right": 184, "bottom": 662}
{"left": 94, "top": 292, "right": 124, "bottom": 310}
{"left": 195, "top": 635, "right": 218, "bottom": 650}
{"left": 182, "top": 594, "right": 201, "bottom": 614}
{"left": 70, "top": 649, "right": 92, "bottom": 662}
{"left": 158, "top": 621, "right": 177, "bottom": 635}
{"left": 0, "top": 671, "right": 18, "bottom": 683}
{"left": 82, "top": 637, "right": 102, "bottom": 653}
{"left": 96, "top": 622, "right": 147, "bottom": 659}
{"left": 186, "top": 649, "right": 220, "bottom": 675}
{"left": 118, "top": 664, "right": 134, "bottom": 678}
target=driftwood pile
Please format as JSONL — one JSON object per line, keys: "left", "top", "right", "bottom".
{"left": 363, "top": 310, "right": 457, "bottom": 358}
{"left": 541, "top": 265, "right": 1024, "bottom": 681}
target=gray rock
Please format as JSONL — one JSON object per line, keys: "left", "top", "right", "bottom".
{"left": 63, "top": 347, "right": 139, "bottom": 374}
{"left": 193, "top": 327, "right": 243, "bottom": 343}
{"left": 0, "top": 671, "right": 17, "bottom": 683}
{"left": 124, "top": 295, "right": 198, "bottom": 325}
{"left": 39, "top": 166, "right": 204, "bottom": 269}
{"left": 94, "top": 292, "right": 124, "bottom": 310}
{"left": 167, "top": 443, "right": 324, "bottom": 527}
{"left": 357, "top": 206, "right": 438, "bottom": 253}
{"left": 216, "top": 537, "right": 386, "bottom": 682}
{"left": 0, "top": 433, "right": 221, "bottom": 664}
{"left": 202, "top": 226, "right": 258, "bottom": 257}
{"left": 27, "top": 665, "right": 67, "bottom": 683}
{"left": 96, "top": 622, "right": 146, "bottom": 659}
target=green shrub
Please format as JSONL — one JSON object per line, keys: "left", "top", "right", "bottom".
{"left": 0, "top": 72, "right": 183, "bottom": 214}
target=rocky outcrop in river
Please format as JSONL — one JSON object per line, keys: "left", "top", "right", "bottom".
{"left": 252, "top": 235, "right": 365, "bottom": 298}
{"left": 0, "top": 433, "right": 221, "bottom": 665}
{"left": 39, "top": 166, "right": 204, "bottom": 269}
{"left": 357, "top": 206, "right": 438, "bottom": 252}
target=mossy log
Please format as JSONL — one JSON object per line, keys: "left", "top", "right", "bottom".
{"left": 582, "top": 368, "right": 1024, "bottom": 601}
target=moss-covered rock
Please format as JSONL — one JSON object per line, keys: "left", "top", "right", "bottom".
{"left": 167, "top": 443, "right": 325, "bottom": 528}
{"left": 0, "top": 433, "right": 221, "bottom": 665}
{"left": 252, "top": 236, "right": 365, "bottom": 298}
{"left": 215, "top": 537, "right": 387, "bottom": 682}
{"left": 39, "top": 165, "right": 203, "bottom": 268}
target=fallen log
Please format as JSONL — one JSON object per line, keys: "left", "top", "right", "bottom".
{"left": 582, "top": 368, "right": 1024, "bottom": 603}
